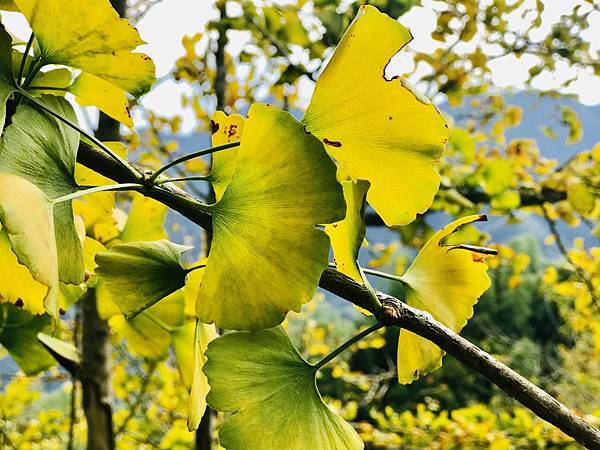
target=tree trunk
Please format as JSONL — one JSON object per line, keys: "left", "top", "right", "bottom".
{"left": 81, "top": 289, "right": 114, "bottom": 450}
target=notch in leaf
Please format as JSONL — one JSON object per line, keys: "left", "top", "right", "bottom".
{"left": 302, "top": 5, "right": 450, "bottom": 227}
{"left": 95, "top": 240, "right": 192, "bottom": 319}
{"left": 204, "top": 327, "right": 363, "bottom": 450}
{"left": 196, "top": 104, "right": 345, "bottom": 331}
{"left": 13, "top": 0, "right": 156, "bottom": 97}
{"left": 396, "top": 215, "right": 496, "bottom": 384}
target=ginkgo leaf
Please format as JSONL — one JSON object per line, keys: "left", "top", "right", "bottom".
{"left": 0, "top": 96, "right": 84, "bottom": 285}
{"left": 110, "top": 292, "right": 185, "bottom": 360}
{"left": 208, "top": 111, "right": 244, "bottom": 201}
{"left": 69, "top": 72, "right": 133, "bottom": 127}
{"left": 119, "top": 195, "right": 168, "bottom": 243}
{"left": 0, "top": 227, "right": 47, "bottom": 315}
{"left": 185, "top": 320, "right": 217, "bottom": 431}
{"left": 196, "top": 104, "right": 345, "bottom": 330}
{"left": 0, "top": 173, "right": 59, "bottom": 316}
{"left": 95, "top": 240, "right": 191, "bottom": 318}
{"left": 302, "top": 5, "right": 449, "bottom": 226}
{"left": 326, "top": 179, "right": 370, "bottom": 282}
{"left": 396, "top": 215, "right": 495, "bottom": 384}
{"left": 0, "top": 305, "right": 55, "bottom": 374}
{"left": 29, "top": 68, "right": 72, "bottom": 96}
{"left": 204, "top": 327, "right": 363, "bottom": 450}
{"left": 14, "top": 0, "right": 156, "bottom": 96}
{"left": 37, "top": 332, "right": 80, "bottom": 374}
{"left": 0, "top": 24, "right": 18, "bottom": 130}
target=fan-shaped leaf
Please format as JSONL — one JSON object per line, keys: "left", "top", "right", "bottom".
{"left": 0, "top": 173, "right": 58, "bottom": 316}
{"left": 204, "top": 327, "right": 363, "bottom": 450}
{"left": 196, "top": 104, "right": 345, "bottom": 330}
{"left": 302, "top": 5, "right": 449, "bottom": 226}
{"left": 95, "top": 240, "right": 191, "bottom": 318}
{"left": 37, "top": 332, "right": 80, "bottom": 374}
{"left": 0, "top": 96, "right": 84, "bottom": 284}
{"left": 14, "top": 0, "right": 156, "bottom": 96}
{"left": 397, "top": 215, "right": 495, "bottom": 384}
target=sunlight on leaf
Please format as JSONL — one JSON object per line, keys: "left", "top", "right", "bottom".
{"left": 95, "top": 240, "right": 191, "bottom": 318}
{"left": 37, "top": 332, "right": 80, "bottom": 373}
{"left": 69, "top": 72, "right": 133, "bottom": 127}
{"left": 204, "top": 327, "right": 363, "bottom": 449}
{"left": 303, "top": 5, "right": 449, "bottom": 226}
{"left": 397, "top": 215, "right": 494, "bottom": 384}
{"left": 14, "top": 0, "right": 156, "bottom": 96}
{"left": 196, "top": 104, "right": 345, "bottom": 330}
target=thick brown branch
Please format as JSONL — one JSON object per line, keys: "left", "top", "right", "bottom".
{"left": 77, "top": 143, "right": 600, "bottom": 449}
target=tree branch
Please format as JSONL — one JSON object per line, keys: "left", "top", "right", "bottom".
{"left": 77, "top": 142, "right": 600, "bottom": 448}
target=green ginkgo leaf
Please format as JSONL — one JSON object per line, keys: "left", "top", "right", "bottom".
{"left": 204, "top": 327, "right": 363, "bottom": 450}
{"left": 196, "top": 104, "right": 345, "bottom": 330}
{"left": 13, "top": 0, "right": 156, "bottom": 97}
{"left": 37, "top": 331, "right": 80, "bottom": 374}
{"left": 0, "top": 96, "right": 84, "bottom": 285}
{"left": 0, "top": 24, "right": 18, "bottom": 130}
{"left": 0, "top": 173, "right": 59, "bottom": 316}
{"left": 95, "top": 240, "right": 192, "bottom": 318}
{"left": 0, "top": 305, "right": 55, "bottom": 375}
{"left": 302, "top": 5, "right": 449, "bottom": 226}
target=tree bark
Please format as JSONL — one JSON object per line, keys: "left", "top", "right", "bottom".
{"left": 81, "top": 289, "right": 114, "bottom": 450}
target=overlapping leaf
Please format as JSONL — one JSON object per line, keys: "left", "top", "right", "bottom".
{"left": 13, "top": 0, "right": 156, "bottom": 97}
{"left": 0, "top": 304, "right": 55, "bottom": 374}
{"left": 0, "top": 24, "right": 18, "bottom": 130}
{"left": 0, "top": 96, "right": 84, "bottom": 285}
{"left": 95, "top": 240, "right": 191, "bottom": 318}
{"left": 184, "top": 320, "right": 217, "bottom": 431}
{"left": 204, "top": 327, "right": 363, "bottom": 449}
{"left": 397, "top": 215, "right": 495, "bottom": 384}
{"left": 303, "top": 5, "right": 449, "bottom": 226}
{"left": 0, "top": 173, "right": 58, "bottom": 316}
{"left": 196, "top": 104, "right": 345, "bottom": 330}
{"left": 208, "top": 111, "right": 244, "bottom": 201}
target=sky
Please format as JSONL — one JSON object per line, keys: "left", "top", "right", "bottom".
{"left": 1, "top": 0, "right": 599, "bottom": 133}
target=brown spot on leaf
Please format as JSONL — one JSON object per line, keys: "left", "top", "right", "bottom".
{"left": 15, "top": 299, "right": 24, "bottom": 308}
{"left": 228, "top": 124, "right": 238, "bottom": 138}
{"left": 323, "top": 138, "right": 342, "bottom": 148}
{"left": 389, "top": 116, "right": 393, "bottom": 120}
{"left": 210, "top": 120, "right": 219, "bottom": 134}
{"left": 59, "top": 308, "right": 66, "bottom": 315}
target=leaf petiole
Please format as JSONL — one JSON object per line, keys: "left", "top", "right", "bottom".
{"left": 156, "top": 175, "right": 211, "bottom": 185}
{"left": 186, "top": 263, "right": 206, "bottom": 273}
{"left": 52, "top": 183, "right": 143, "bottom": 205}
{"left": 148, "top": 141, "right": 240, "bottom": 184}
{"left": 314, "top": 322, "right": 384, "bottom": 369}
{"left": 17, "top": 33, "right": 35, "bottom": 85}
{"left": 144, "top": 312, "right": 177, "bottom": 333}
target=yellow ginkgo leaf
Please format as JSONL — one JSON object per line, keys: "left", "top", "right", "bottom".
{"left": 185, "top": 320, "right": 218, "bottom": 431}
{"left": 29, "top": 68, "right": 72, "bottom": 96}
{"left": 0, "top": 227, "right": 47, "bottom": 315}
{"left": 397, "top": 215, "right": 496, "bottom": 384}
{"left": 326, "top": 180, "right": 370, "bottom": 282}
{"left": 119, "top": 195, "right": 168, "bottom": 243}
{"left": 0, "top": 173, "right": 59, "bottom": 317}
{"left": 196, "top": 104, "right": 345, "bottom": 330}
{"left": 208, "top": 111, "right": 244, "bottom": 201}
{"left": 14, "top": 0, "right": 156, "bottom": 96}
{"left": 302, "top": 5, "right": 449, "bottom": 226}
{"left": 69, "top": 72, "right": 133, "bottom": 127}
